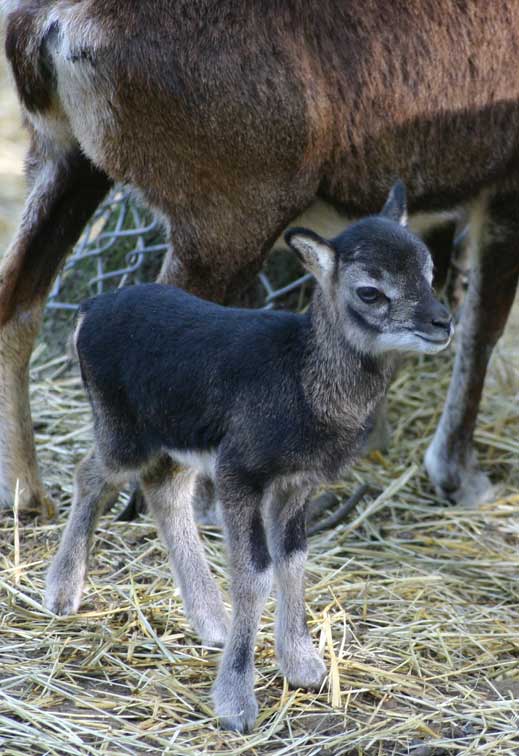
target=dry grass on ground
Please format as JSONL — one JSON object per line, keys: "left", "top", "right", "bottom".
{"left": 1, "top": 328, "right": 518, "bottom": 756}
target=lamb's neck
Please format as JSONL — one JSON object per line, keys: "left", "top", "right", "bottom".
{"left": 303, "top": 291, "right": 393, "bottom": 422}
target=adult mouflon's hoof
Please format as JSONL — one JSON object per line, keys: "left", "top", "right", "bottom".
{"left": 281, "top": 652, "right": 327, "bottom": 690}
{"left": 0, "top": 480, "right": 57, "bottom": 519}
{"left": 425, "top": 440, "right": 494, "bottom": 508}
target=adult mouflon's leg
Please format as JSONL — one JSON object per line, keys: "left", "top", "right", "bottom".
{"left": 425, "top": 190, "right": 519, "bottom": 506}
{"left": 45, "top": 449, "right": 117, "bottom": 615}
{"left": 266, "top": 485, "right": 326, "bottom": 689}
{"left": 140, "top": 457, "right": 229, "bottom": 647}
{"left": 0, "top": 133, "right": 111, "bottom": 514}
{"left": 212, "top": 472, "right": 273, "bottom": 732}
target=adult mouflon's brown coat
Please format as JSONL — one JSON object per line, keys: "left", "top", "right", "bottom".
{"left": 1, "top": 0, "right": 519, "bottom": 511}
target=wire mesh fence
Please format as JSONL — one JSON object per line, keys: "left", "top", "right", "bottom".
{"left": 47, "top": 189, "right": 168, "bottom": 312}
{"left": 46, "top": 188, "right": 312, "bottom": 313}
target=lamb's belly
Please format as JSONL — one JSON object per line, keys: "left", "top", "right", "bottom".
{"left": 168, "top": 449, "right": 217, "bottom": 478}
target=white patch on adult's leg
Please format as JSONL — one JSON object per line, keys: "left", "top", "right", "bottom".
{"left": 275, "top": 198, "right": 352, "bottom": 251}
{"left": 276, "top": 201, "right": 459, "bottom": 254}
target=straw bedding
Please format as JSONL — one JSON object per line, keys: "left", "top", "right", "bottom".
{"left": 1, "top": 325, "right": 518, "bottom": 755}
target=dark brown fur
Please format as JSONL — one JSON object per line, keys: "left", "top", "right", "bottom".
{"left": 5, "top": 1, "right": 519, "bottom": 298}
{"left": 4, "top": 4, "right": 55, "bottom": 113}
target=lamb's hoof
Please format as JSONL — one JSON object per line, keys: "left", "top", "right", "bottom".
{"left": 44, "top": 589, "right": 80, "bottom": 616}
{"left": 281, "top": 652, "right": 326, "bottom": 690}
{"left": 45, "top": 566, "right": 83, "bottom": 616}
{"left": 212, "top": 678, "right": 258, "bottom": 733}
{"left": 425, "top": 442, "right": 494, "bottom": 508}
{"left": 196, "top": 615, "right": 229, "bottom": 649}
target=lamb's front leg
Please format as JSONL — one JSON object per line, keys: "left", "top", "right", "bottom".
{"left": 266, "top": 486, "right": 326, "bottom": 689}
{"left": 212, "top": 476, "right": 273, "bottom": 733}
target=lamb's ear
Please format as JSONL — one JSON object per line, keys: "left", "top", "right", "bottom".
{"left": 381, "top": 180, "right": 407, "bottom": 226}
{"left": 284, "top": 227, "right": 336, "bottom": 284}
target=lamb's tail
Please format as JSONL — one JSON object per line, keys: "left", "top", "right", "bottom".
{"left": 66, "top": 310, "right": 86, "bottom": 364}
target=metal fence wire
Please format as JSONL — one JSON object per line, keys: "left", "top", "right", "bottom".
{"left": 47, "top": 188, "right": 313, "bottom": 312}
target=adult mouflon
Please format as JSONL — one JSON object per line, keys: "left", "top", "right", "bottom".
{"left": 2, "top": 1, "right": 519, "bottom": 516}
{"left": 45, "top": 183, "right": 452, "bottom": 732}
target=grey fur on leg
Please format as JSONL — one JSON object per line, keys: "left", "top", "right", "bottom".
{"left": 267, "top": 487, "right": 326, "bottom": 689}
{"left": 45, "top": 449, "right": 117, "bottom": 615}
{"left": 140, "top": 459, "right": 229, "bottom": 648}
{"left": 212, "top": 485, "right": 273, "bottom": 733}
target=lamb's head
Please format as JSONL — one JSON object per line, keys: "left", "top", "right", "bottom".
{"left": 285, "top": 181, "right": 453, "bottom": 356}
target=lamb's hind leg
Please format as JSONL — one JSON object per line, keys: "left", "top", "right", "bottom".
{"left": 140, "top": 457, "right": 229, "bottom": 647}
{"left": 425, "top": 190, "right": 519, "bottom": 506}
{"left": 266, "top": 485, "right": 326, "bottom": 689}
{"left": 0, "top": 134, "right": 111, "bottom": 514}
{"left": 45, "top": 449, "right": 117, "bottom": 615}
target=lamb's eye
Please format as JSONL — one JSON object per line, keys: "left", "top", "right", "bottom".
{"left": 357, "top": 286, "right": 382, "bottom": 304}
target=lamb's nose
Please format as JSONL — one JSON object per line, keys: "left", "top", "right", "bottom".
{"left": 431, "top": 301, "right": 452, "bottom": 330}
